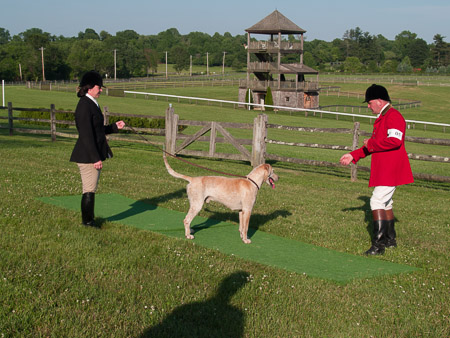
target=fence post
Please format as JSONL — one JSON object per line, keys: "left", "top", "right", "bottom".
{"left": 165, "top": 105, "right": 178, "bottom": 154}
{"left": 50, "top": 104, "right": 56, "bottom": 142}
{"left": 209, "top": 122, "right": 217, "bottom": 156}
{"left": 251, "top": 114, "right": 267, "bottom": 167}
{"left": 8, "top": 102, "right": 13, "bottom": 136}
{"left": 351, "top": 122, "right": 360, "bottom": 182}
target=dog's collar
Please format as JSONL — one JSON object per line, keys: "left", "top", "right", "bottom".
{"left": 246, "top": 177, "right": 260, "bottom": 190}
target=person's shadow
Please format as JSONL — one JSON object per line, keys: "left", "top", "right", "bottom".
{"left": 106, "top": 189, "right": 186, "bottom": 222}
{"left": 342, "top": 196, "right": 373, "bottom": 238}
{"left": 138, "top": 271, "right": 250, "bottom": 338}
{"left": 342, "top": 196, "right": 400, "bottom": 240}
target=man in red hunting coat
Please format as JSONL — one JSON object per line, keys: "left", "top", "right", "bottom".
{"left": 340, "top": 84, "right": 414, "bottom": 255}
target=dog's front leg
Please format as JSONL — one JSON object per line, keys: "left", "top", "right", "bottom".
{"left": 239, "top": 210, "right": 251, "bottom": 244}
{"left": 239, "top": 211, "right": 243, "bottom": 237}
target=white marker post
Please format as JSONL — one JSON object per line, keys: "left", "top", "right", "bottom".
{"left": 2, "top": 80, "right": 5, "bottom": 107}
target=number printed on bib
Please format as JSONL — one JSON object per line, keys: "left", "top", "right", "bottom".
{"left": 387, "top": 128, "right": 403, "bottom": 140}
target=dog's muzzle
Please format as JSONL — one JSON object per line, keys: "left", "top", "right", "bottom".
{"left": 267, "top": 173, "right": 278, "bottom": 189}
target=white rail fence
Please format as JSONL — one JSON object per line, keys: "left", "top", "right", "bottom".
{"left": 124, "top": 91, "right": 450, "bottom": 132}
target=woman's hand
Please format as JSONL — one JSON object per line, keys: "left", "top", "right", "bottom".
{"left": 94, "top": 160, "right": 103, "bottom": 170}
{"left": 116, "top": 120, "right": 125, "bottom": 129}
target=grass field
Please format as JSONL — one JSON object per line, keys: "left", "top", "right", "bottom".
{"left": 1, "top": 79, "right": 450, "bottom": 337}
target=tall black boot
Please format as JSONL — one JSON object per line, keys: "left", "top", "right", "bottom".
{"left": 365, "top": 220, "right": 388, "bottom": 255}
{"left": 385, "top": 219, "right": 397, "bottom": 248}
{"left": 385, "top": 209, "right": 397, "bottom": 248}
{"left": 365, "top": 209, "right": 388, "bottom": 255}
{"left": 81, "top": 192, "right": 96, "bottom": 227}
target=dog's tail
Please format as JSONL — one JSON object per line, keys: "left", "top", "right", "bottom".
{"left": 163, "top": 151, "right": 192, "bottom": 182}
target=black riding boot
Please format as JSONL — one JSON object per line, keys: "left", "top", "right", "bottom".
{"left": 365, "top": 219, "right": 387, "bottom": 255}
{"left": 81, "top": 192, "right": 96, "bottom": 227}
{"left": 385, "top": 219, "right": 397, "bottom": 248}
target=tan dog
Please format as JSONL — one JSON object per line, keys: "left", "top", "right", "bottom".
{"left": 163, "top": 153, "right": 278, "bottom": 244}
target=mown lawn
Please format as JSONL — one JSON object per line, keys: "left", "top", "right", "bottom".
{"left": 1, "top": 79, "right": 450, "bottom": 337}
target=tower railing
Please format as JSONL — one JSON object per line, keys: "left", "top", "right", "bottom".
{"left": 248, "top": 41, "right": 302, "bottom": 52}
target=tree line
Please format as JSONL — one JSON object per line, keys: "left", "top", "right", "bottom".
{"left": 0, "top": 26, "right": 449, "bottom": 82}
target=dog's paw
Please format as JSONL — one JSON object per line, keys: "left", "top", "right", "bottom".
{"left": 186, "top": 234, "right": 194, "bottom": 240}
{"left": 242, "top": 238, "right": 251, "bottom": 244}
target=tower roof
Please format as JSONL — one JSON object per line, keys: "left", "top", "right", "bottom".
{"left": 245, "top": 10, "right": 306, "bottom": 35}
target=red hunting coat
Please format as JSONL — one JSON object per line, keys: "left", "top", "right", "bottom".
{"left": 350, "top": 105, "right": 414, "bottom": 187}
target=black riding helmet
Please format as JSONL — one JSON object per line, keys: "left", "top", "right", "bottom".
{"left": 364, "top": 84, "right": 391, "bottom": 103}
{"left": 79, "top": 70, "right": 105, "bottom": 88}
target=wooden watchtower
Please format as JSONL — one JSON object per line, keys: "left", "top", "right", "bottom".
{"left": 238, "top": 10, "right": 319, "bottom": 110}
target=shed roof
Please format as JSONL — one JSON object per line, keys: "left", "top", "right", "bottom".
{"left": 245, "top": 10, "right": 306, "bottom": 35}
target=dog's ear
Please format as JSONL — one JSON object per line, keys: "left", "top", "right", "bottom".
{"left": 262, "top": 164, "right": 271, "bottom": 176}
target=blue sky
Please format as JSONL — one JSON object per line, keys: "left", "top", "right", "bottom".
{"left": 3, "top": 0, "right": 449, "bottom": 43}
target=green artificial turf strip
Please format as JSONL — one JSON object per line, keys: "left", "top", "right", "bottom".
{"left": 37, "top": 193, "right": 418, "bottom": 284}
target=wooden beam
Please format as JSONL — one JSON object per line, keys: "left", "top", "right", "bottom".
{"left": 215, "top": 123, "right": 251, "bottom": 159}
{"left": 175, "top": 124, "right": 211, "bottom": 153}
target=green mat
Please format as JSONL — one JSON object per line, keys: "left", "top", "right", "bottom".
{"left": 37, "top": 193, "right": 418, "bottom": 284}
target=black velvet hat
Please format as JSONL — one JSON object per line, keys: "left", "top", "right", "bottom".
{"left": 364, "top": 84, "right": 390, "bottom": 102}
{"left": 79, "top": 70, "right": 105, "bottom": 88}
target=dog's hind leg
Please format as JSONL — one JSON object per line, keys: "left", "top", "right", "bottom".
{"left": 182, "top": 184, "right": 205, "bottom": 240}
{"left": 183, "top": 202, "right": 203, "bottom": 240}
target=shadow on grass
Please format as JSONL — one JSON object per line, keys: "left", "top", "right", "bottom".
{"left": 105, "top": 189, "right": 186, "bottom": 222}
{"left": 104, "top": 187, "right": 290, "bottom": 239}
{"left": 0, "top": 133, "right": 48, "bottom": 148}
{"left": 412, "top": 179, "right": 450, "bottom": 192}
{"left": 201, "top": 208, "right": 292, "bottom": 239}
{"left": 342, "top": 196, "right": 406, "bottom": 242}
{"left": 138, "top": 271, "right": 249, "bottom": 338}
{"left": 342, "top": 196, "right": 373, "bottom": 240}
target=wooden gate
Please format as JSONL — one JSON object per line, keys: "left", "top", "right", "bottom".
{"left": 164, "top": 107, "right": 267, "bottom": 167}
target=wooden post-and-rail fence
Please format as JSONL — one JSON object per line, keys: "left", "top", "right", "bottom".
{"left": 165, "top": 106, "right": 267, "bottom": 168}
{"left": 1, "top": 103, "right": 450, "bottom": 183}
{"left": 165, "top": 105, "right": 362, "bottom": 178}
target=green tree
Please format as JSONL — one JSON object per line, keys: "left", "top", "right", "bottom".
{"left": 231, "top": 57, "right": 245, "bottom": 71}
{"left": 20, "top": 28, "right": 52, "bottom": 49}
{"left": 0, "top": 28, "right": 11, "bottom": 44}
{"left": 343, "top": 56, "right": 363, "bottom": 73}
{"left": 0, "top": 52, "right": 16, "bottom": 80}
{"left": 303, "top": 51, "right": 317, "bottom": 68}
{"left": 99, "top": 30, "right": 112, "bottom": 41}
{"left": 407, "top": 38, "right": 429, "bottom": 67}
{"left": 380, "top": 60, "right": 398, "bottom": 73}
{"left": 78, "top": 28, "right": 100, "bottom": 40}
{"left": 171, "top": 45, "right": 189, "bottom": 73}
{"left": 67, "top": 39, "right": 111, "bottom": 78}
{"left": 397, "top": 56, "right": 413, "bottom": 73}
{"left": 431, "top": 34, "right": 449, "bottom": 67}
{"left": 393, "top": 30, "right": 430, "bottom": 67}
{"left": 155, "top": 28, "right": 181, "bottom": 62}
{"left": 264, "top": 87, "right": 273, "bottom": 111}
{"left": 43, "top": 43, "right": 71, "bottom": 80}
{"left": 340, "top": 28, "right": 383, "bottom": 64}
{"left": 104, "top": 30, "right": 147, "bottom": 78}
{"left": 367, "top": 60, "right": 379, "bottom": 73}
{"left": 144, "top": 48, "right": 158, "bottom": 75}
